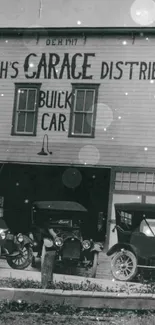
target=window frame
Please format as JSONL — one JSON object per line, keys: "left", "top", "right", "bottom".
{"left": 114, "top": 171, "right": 155, "bottom": 193}
{"left": 11, "top": 83, "right": 42, "bottom": 136}
{"left": 68, "top": 83, "right": 100, "bottom": 138}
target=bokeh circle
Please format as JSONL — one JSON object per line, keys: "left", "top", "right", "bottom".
{"left": 130, "top": 0, "right": 155, "bottom": 26}
{"left": 62, "top": 167, "right": 82, "bottom": 189}
{"left": 95, "top": 103, "right": 113, "bottom": 130}
{"left": 79, "top": 145, "right": 100, "bottom": 165}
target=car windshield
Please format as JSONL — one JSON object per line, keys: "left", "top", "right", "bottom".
{"left": 140, "top": 219, "right": 155, "bottom": 237}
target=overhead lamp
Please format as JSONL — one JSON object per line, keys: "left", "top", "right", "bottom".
{"left": 37, "top": 134, "right": 53, "bottom": 156}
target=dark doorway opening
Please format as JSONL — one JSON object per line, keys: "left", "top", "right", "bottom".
{"left": 0, "top": 163, "right": 111, "bottom": 241}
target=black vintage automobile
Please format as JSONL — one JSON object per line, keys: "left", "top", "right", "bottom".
{"left": 107, "top": 203, "right": 155, "bottom": 281}
{"left": 0, "top": 217, "right": 33, "bottom": 269}
{"left": 29, "top": 201, "right": 103, "bottom": 278}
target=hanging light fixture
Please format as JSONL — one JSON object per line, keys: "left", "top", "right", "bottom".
{"left": 37, "top": 134, "right": 53, "bottom": 156}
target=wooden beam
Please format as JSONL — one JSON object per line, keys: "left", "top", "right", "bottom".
{"left": 41, "top": 247, "right": 55, "bottom": 289}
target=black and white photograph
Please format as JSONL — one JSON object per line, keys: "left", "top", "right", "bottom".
{"left": 0, "top": 0, "right": 155, "bottom": 324}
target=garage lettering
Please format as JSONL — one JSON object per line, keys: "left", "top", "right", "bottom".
{"left": 24, "top": 53, "right": 95, "bottom": 79}
{"left": 100, "top": 61, "right": 155, "bottom": 80}
{"left": 0, "top": 61, "right": 19, "bottom": 78}
{"left": 41, "top": 113, "right": 66, "bottom": 131}
{"left": 39, "top": 90, "right": 72, "bottom": 109}
{"left": 39, "top": 90, "right": 70, "bottom": 131}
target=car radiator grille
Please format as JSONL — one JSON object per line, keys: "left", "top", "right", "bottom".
{"left": 62, "top": 238, "right": 81, "bottom": 259}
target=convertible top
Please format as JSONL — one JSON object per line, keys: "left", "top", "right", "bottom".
{"left": 33, "top": 201, "right": 87, "bottom": 212}
{"left": 115, "top": 203, "right": 155, "bottom": 213}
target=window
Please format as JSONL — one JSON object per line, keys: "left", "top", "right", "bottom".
{"left": 119, "top": 211, "right": 132, "bottom": 225}
{"left": 11, "top": 83, "right": 41, "bottom": 136}
{"left": 69, "top": 84, "right": 99, "bottom": 138}
{"left": 115, "top": 171, "right": 155, "bottom": 193}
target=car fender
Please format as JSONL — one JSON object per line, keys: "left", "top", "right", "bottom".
{"left": 43, "top": 238, "right": 54, "bottom": 248}
{"left": 22, "top": 235, "right": 33, "bottom": 246}
{"left": 106, "top": 243, "right": 138, "bottom": 257}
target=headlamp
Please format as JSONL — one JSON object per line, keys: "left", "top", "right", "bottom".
{"left": 17, "top": 233, "right": 24, "bottom": 243}
{"left": 55, "top": 237, "right": 63, "bottom": 247}
{"left": 82, "top": 240, "right": 91, "bottom": 250}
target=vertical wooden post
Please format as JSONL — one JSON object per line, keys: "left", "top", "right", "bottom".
{"left": 41, "top": 245, "right": 55, "bottom": 289}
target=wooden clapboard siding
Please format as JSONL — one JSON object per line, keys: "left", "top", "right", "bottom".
{"left": 0, "top": 34, "right": 154, "bottom": 167}
{"left": 1, "top": 141, "right": 155, "bottom": 167}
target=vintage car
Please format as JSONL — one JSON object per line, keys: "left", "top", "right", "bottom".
{"left": 107, "top": 203, "right": 155, "bottom": 281}
{"left": 0, "top": 217, "right": 33, "bottom": 269}
{"left": 29, "top": 201, "right": 103, "bottom": 278}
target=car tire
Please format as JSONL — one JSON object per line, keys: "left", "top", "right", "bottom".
{"left": 111, "top": 250, "right": 137, "bottom": 282}
{"left": 6, "top": 245, "right": 33, "bottom": 270}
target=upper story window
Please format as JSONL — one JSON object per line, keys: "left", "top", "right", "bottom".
{"left": 69, "top": 83, "right": 99, "bottom": 138}
{"left": 11, "top": 83, "right": 41, "bottom": 136}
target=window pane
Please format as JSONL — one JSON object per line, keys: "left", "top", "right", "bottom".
{"left": 115, "top": 172, "right": 122, "bottom": 181}
{"left": 18, "top": 90, "right": 27, "bottom": 110}
{"left": 130, "top": 183, "right": 138, "bottom": 190}
{"left": 137, "top": 183, "right": 145, "bottom": 191}
{"left": 115, "top": 182, "right": 122, "bottom": 190}
{"left": 122, "top": 182, "right": 130, "bottom": 190}
{"left": 27, "top": 90, "right": 36, "bottom": 111}
{"left": 83, "top": 113, "right": 92, "bottom": 134}
{"left": 146, "top": 173, "right": 154, "bottom": 183}
{"left": 130, "top": 173, "right": 138, "bottom": 181}
{"left": 17, "top": 112, "right": 26, "bottom": 132}
{"left": 75, "top": 90, "right": 85, "bottom": 111}
{"left": 138, "top": 173, "right": 145, "bottom": 182}
{"left": 74, "top": 113, "right": 83, "bottom": 133}
{"left": 85, "top": 90, "right": 94, "bottom": 112}
{"left": 146, "top": 184, "right": 153, "bottom": 192}
{"left": 122, "top": 172, "right": 130, "bottom": 181}
{"left": 26, "top": 113, "right": 35, "bottom": 132}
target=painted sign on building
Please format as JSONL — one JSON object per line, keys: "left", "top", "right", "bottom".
{"left": 0, "top": 34, "right": 154, "bottom": 167}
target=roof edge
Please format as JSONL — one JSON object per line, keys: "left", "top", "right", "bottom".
{"left": 1, "top": 27, "right": 155, "bottom": 36}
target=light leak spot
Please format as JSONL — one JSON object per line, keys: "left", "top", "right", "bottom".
{"left": 79, "top": 145, "right": 100, "bottom": 165}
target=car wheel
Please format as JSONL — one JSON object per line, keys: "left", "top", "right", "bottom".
{"left": 91, "top": 252, "right": 98, "bottom": 278}
{"left": 6, "top": 245, "right": 33, "bottom": 270}
{"left": 111, "top": 250, "right": 137, "bottom": 282}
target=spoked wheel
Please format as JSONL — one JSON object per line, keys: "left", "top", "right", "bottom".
{"left": 111, "top": 250, "right": 137, "bottom": 281}
{"left": 6, "top": 245, "right": 33, "bottom": 270}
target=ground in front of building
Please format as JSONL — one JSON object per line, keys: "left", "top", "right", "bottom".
{"left": 0, "top": 252, "right": 112, "bottom": 280}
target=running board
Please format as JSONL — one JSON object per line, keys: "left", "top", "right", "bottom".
{"left": 137, "top": 265, "right": 155, "bottom": 269}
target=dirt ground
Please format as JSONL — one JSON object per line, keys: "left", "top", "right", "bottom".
{"left": 0, "top": 312, "right": 154, "bottom": 325}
